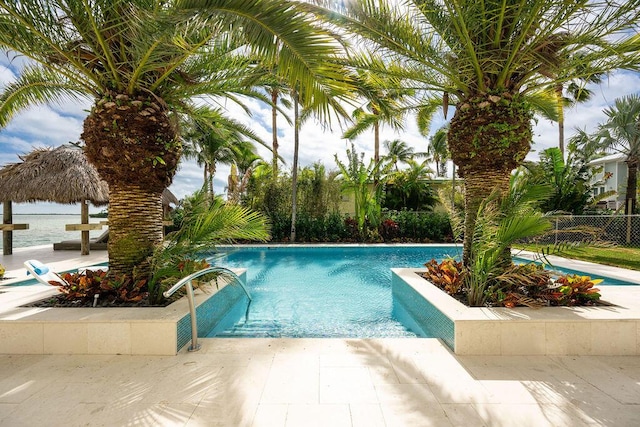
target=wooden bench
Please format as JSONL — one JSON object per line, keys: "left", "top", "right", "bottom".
{"left": 65, "top": 223, "right": 104, "bottom": 232}
{"left": 0, "top": 223, "right": 29, "bottom": 231}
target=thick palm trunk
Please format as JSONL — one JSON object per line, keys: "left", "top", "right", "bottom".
{"left": 83, "top": 93, "right": 180, "bottom": 276}
{"left": 448, "top": 92, "right": 532, "bottom": 265}
{"left": 108, "top": 184, "right": 163, "bottom": 276}
{"left": 625, "top": 156, "right": 638, "bottom": 214}
{"left": 462, "top": 170, "right": 511, "bottom": 264}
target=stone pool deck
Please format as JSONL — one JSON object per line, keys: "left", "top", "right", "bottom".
{"left": 1, "top": 245, "right": 640, "bottom": 426}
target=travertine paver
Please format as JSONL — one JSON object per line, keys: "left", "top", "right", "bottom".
{"left": 2, "top": 247, "right": 640, "bottom": 425}
{"left": 1, "top": 338, "right": 639, "bottom": 426}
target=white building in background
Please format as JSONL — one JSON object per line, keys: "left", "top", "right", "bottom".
{"left": 589, "top": 153, "right": 628, "bottom": 210}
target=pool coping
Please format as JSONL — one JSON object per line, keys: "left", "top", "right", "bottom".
{"left": 0, "top": 271, "right": 245, "bottom": 355}
{"left": 392, "top": 268, "right": 640, "bottom": 356}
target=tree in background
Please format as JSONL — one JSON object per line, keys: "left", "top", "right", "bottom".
{"left": 384, "top": 159, "right": 438, "bottom": 211}
{"left": 226, "top": 145, "right": 264, "bottom": 205}
{"left": 522, "top": 147, "right": 595, "bottom": 214}
{"left": 342, "top": 68, "right": 410, "bottom": 172}
{"left": 597, "top": 94, "right": 640, "bottom": 214}
{"left": 426, "top": 126, "right": 450, "bottom": 178}
{"left": 382, "top": 139, "right": 423, "bottom": 171}
{"left": 183, "top": 108, "right": 263, "bottom": 200}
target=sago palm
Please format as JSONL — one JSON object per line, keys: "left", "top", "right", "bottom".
{"left": 0, "top": 0, "right": 349, "bottom": 276}
{"left": 321, "top": 0, "right": 640, "bottom": 265}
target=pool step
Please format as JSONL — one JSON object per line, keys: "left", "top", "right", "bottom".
{"left": 215, "top": 319, "right": 284, "bottom": 338}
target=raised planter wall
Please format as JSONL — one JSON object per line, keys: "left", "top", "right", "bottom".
{"left": 0, "top": 270, "right": 246, "bottom": 356}
{"left": 392, "top": 268, "right": 640, "bottom": 356}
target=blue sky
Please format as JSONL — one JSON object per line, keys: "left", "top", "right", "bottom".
{"left": 1, "top": 55, "right": 639, "bottom": 214}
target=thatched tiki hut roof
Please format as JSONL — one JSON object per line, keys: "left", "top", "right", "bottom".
{"left": 0, "top": 145, "right": 180, "bottom": 256}
{"left": 0, "top": 145, "right": 110, "bottom": 204}
{"left": 0, "top": 145, "right": 109, "bottom": 255}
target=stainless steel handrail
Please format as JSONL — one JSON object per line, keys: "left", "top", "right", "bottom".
{"left": 163, "top": 266, "right": 250, "bottom": 352}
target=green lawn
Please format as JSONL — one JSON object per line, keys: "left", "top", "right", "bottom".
{"left": 515, "top": 244, "right": 640, "bottom": 271}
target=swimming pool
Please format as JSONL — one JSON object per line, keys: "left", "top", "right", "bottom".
{"left": 205, "top": 245, "right": 459, "bottom": 338}
{"left": 204, "top": 245, "right": 639, "bottom": 339}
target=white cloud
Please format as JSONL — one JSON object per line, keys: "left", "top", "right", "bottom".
{"left": 4, "top": 105, "right": 84, "bottom": 144}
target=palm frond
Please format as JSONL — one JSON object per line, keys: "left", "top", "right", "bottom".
{"left": 0, "top": 65, "right": 91, "bottom": 126}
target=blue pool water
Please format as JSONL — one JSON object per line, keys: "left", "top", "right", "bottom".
{"left": 204, "top": 245, "right": 639, "bottom": 339}
{"left": 206, "top": 245, "right": 460, "bottom": 338}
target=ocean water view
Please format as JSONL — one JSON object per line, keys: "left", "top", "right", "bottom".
{"left": 0, "top": 214, "right": 105, "bottom": 252}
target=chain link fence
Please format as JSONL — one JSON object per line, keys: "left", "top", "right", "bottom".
{"left": 532, "top": 215, "right": 640, "bottom": 247}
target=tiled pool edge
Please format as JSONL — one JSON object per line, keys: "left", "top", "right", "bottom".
{"left": 392, "top": 268, "right": 640, "bottom": 356}
{"left": 0, "top": 270, "right": 246, "bottom": 356}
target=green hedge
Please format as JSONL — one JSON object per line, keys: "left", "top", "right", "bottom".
{"left": 266, "top": 211, "right": 452, "bottom": 243}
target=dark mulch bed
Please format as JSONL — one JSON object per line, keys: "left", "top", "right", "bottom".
{"left": 25, "top": 293, "right": 174, "bottom": 308}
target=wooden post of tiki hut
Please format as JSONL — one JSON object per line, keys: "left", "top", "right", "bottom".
{"left": 2, "top": 201, "right": 28, "bottom": 255}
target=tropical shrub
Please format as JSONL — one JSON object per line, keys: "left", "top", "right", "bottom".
{"left": 51, "top": 269, "right": 148, "bottom": 305}
{"left": 424, "top": 259, "right": 465, "bottom": 296}
{"left": 335, "top": 143, "right": 388, "bottom": 235}
{"left": 379, "top": 219, "right": 400, "bottom": 241}
{"left": 384, "top": 210, "right": 452, "bottom": 242}
{"left": 383, "top": 160, "right": 438, "bottom": 211}
{"left": 422, "top": 260, "right": 603, "bottom": 308}
{"left": 147, "top": 193, "right": 270, "bottom": 303}
{"left": 521, "top": 147, "right": 600, "bottom": 214}
{"left": 552, "top": 275, "right": 602, "bottom": 306}
{"left": 325, "top": 212, "right": 347, "bottom": 241}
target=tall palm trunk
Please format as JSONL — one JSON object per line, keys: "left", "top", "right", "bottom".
{"left": 448, "top": 93, "right": 532, "bottom": 265}
{"left": 625, "top": 156, "right": 638, "bottom": 214}
{"left": 556, "top": 83, "right": 565, "bottom": 157}
{"left": 271, "top": 89, "right": 279, "bottom": 178}
{"left": 83, "top": 94, "right": 181, "bottom": 276}
{"left": 203, "top": 166, "right": 209, "bottom": 194}
{"left": 290, "top": 91, "right": 300, "bottom": 242}
{"left": 208, "top": 162, "right": 217, "bottom": 200}
{"left": 372, "top": 107, "right": 380, "bottom": 186}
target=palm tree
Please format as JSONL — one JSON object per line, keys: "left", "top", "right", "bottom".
{"left": 290, "top": 89, "right": 302, "bottom": 242}
{"left": 597, "top": 94, "right": 640, "bottom": 215}
{"left": 382, "top": 139, "right": 420, "bottom": 171}
{"left": 426, "top": 126, "right": 449, "bottom": 178}
{"left": 261, "top": 53, "right": 293, "bottom": 180}
{"left": 0, "top": 0, "right": 349, "bottom": 276}
{"left": 226, "top": 146, "right": 263, "bottom": 205}
{"left": 342, "top": 69, "right": 410, "bottom": 168}
{"left": 326, "top": 0, "right": 640, "bottom": 264}
{"left": 553, "top": 57, "right": 603, "bottom": 156}
{"left": 183, "top": 108, "right": 264, "bottom": 199}
{"left": 568, "top": 128, "right": 607, "bottom": 164}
